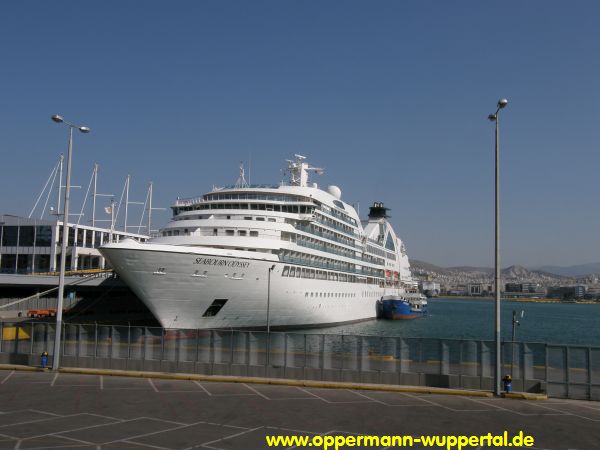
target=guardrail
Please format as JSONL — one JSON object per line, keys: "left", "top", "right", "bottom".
{"left": 0, "top": 321, "right": 598, "bottom": 400}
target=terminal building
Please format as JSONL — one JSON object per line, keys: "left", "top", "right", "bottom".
{"left": 0, "top": 214, "right": 147, "bottom": 274}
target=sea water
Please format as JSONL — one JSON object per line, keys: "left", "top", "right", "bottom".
{"left": 296, "top": 297, "right": 600, "bottom": 346}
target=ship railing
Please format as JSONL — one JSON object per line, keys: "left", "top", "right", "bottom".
{"left": 1, "top": 320, "right": 597, "bottom": 401}
{"left": 295, "top": 240, "right": 354, "bottom": 259}
{"left": 295, "top": 225, "right": 357, "bottom": 249}
{"left": 278, "top": 255, "right": 382, "bottom": 276}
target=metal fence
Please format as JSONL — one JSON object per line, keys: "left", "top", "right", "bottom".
{"left": 1, "top": 321, "right": 598, "bottom": 400}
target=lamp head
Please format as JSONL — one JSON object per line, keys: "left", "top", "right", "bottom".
{"left": 78, "top": 126, "right": 91, "bottom": 133}
{"left": 51, "top": 114, "right": 64, "bottom": 123}
{"left": 488, "top": 114, "right": 497, "bottom": 121}
{"left": 498, "top": 98, "right": 508, "bottom": 109}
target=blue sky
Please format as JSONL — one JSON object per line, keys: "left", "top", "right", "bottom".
{"left": 1, "top": 1, "right": 599, "bottom": 267}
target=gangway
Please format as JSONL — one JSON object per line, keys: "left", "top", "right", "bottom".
{"left": 0, "top": 271, "right": 113, "bottom": 311}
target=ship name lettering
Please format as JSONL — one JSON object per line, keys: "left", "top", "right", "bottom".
{"left": 194, "top": 258, "right": 250, "bottom": 268}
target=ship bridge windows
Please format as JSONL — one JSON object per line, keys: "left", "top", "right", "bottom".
{"left": 384, "top": 233, "right": 396, "bottom": 252}
{"left": 203, "top": 192, "right": 313, "bottom": 203}
{"left": 190, "top": 203, "right": 316, "bottom": 215}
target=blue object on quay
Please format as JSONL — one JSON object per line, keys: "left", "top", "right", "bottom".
{"left": 41, "top": 351, "right": 48, "bottom": 369}
{"left": 502, "top": 374, "right": 512, "bottom": 392}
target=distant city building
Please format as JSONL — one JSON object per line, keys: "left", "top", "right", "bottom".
{"left": 547, "top": 285, "right": 586, "bottom": 300}
{"left": 467, "top": 283, "right": 493, "bottom": 296}
{"left": 420, "top": 280, "right": 440, "bottom": 297}
{"left": 505, "top": 282, "right": 545, "bottom": 295}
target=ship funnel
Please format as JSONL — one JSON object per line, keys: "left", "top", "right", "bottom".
{"left": 368, "top": 202, "right": 390, "bottom": 219}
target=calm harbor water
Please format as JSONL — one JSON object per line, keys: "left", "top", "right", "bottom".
{"left": 296, "top": 297, "right": 600, "bottom": 347}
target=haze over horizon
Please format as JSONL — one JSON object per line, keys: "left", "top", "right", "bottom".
{"left": 1, "top": 1, "right": 599, "bottom": 268}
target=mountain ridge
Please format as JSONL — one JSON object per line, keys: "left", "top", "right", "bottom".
{"left": 409, "top": 259, "right": 575, "bottom": 281}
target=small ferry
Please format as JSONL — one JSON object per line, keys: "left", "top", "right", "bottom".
{"left": 376, "top": 294, "right": 428, "bottom": 320}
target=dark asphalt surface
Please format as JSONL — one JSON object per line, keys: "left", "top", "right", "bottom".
{"left": 0, "top": 369, "right": 598, "bottom": 449}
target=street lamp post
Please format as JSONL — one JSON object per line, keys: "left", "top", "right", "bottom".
{"left": 511, "top": 310, "right": 524, "bottom": 379}
{"left": 488, "top": 98, "right": 508, "bottom": 395}
{"left": 51, "top": 114, "right": 90, "bottom": 371}
{"left": 266, "top": 264, "right": 275, "bottom": 369}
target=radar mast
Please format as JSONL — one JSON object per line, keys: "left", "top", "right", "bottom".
{"left": 286, "top": 154, "right": 324, "bottom": 187}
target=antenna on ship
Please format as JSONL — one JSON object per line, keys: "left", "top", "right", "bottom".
{"left": 286, "top": 154, "right": 324, "bottom": 187}
{"left": 235, "top": 162, "right": 249, "bottom": 188}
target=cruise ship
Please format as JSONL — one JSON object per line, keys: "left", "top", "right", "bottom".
{"left": 100, "top": 155, "right": 416, "bottom": 329}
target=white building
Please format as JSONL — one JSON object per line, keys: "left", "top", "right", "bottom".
{"left": 0, "top": 214, "right": 147, "bottom": 273}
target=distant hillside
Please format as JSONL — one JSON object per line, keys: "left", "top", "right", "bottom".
{"left": 448, "top": 266, "right": 493, "bottom": 274}
{"left": 535, "top": 262, "right": 600, "bottom": 277}
{"left": 410, "top": 260, "right": 571, "bottom": 284}
{"left": 409, "top": 259, "right": 447, "bottom": 274}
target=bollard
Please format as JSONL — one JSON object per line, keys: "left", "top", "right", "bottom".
{"left": 41, "top": 351, "right": 49, "bottom": 369}
{"left": 502, "top": 374, "right": 512, "bottom": 393}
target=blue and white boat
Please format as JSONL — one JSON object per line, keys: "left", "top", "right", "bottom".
{"left": 376, "top": 294, "right": 428, "bottom": 320}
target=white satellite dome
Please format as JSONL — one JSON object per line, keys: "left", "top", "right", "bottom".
{"left": 327, "top": 185, "right": 342, "bottom": 199}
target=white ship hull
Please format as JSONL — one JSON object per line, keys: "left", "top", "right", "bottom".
{"left": 101, "top": 241, "right": 392, "bottom": 329}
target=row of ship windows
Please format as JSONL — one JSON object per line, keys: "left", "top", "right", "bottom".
{"left": 162, "top": 229, "right": 261, "bottom": 237}
{"left": 281, "top": 265, "right": 383, "bottom": 283}
{"left": 175, "top": 204, "right": 356, "bottom": 231}
{"left": 176, "top": 203, "right": 314, "bottom": 214}
{"left": 203, "top": 193, "right": 311, "bottom": 202}
{"left": 175, "top": 215, "right": 278, "bottom": 222}
{"left": 199, "top": 193, "right": 357, "bottom": 226}
{"left": 303, "top": 291, "right": 381, "bottom": 298}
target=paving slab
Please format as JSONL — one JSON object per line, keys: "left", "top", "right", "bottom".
{"left": 0, "top": 436, "right": 17, "bottom": 450}
{"left": 131, "top": 422, "right": 252, "bottom": 449}
{"left": 2, "top": 413, "right": 118, "bottom": 439}
{"left": 17, "top": 435, "right": 94, "bottom": 449}
{"left": 0, "top": 410, "right": 58, "bottom": 427}
{"left": 101, "top": 375, "right": 154, "bottom": 390}
{"left": 151, "top": 378, "right": 205, "bottom": 392}
{"left": 199, "top": 381, "right": 257, "bottom": 396}
{"left": 301, "top": 387, "right": 378, "bottom": 403}
{"left": 407, "top": 393, "right": 499, "bottom": 411}
{"left": 471, "top": 397, "right": 571, "bottom": 415}
{"left": 0, "top": 368, "right": 598, "bottom": 450}
{"left": 352, "top": 390, "right": 437, "bottom": 406}
{"left": 59, "top": 417, "right": 183, "bottom": 445}
{"left": 53, "top": 373, "right": 100, "bottom": 386}
{"left": 3, "top": 372, "right": 55, "bottom": 384}
{"left": 244, "top": 384, "right": 316, "bottom": 400}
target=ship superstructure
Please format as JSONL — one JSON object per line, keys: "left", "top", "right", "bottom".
{"left": 100, "top": 155, "right": 416, "bottom": 329}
